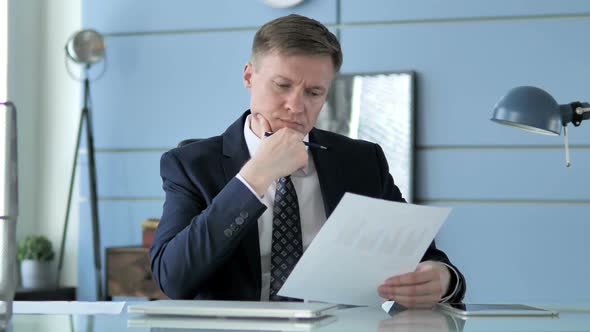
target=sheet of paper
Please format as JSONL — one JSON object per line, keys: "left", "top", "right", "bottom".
{"left": 14, "top": 301, "right": 126, "bottom": 315}
{"left": 279, "top": 193, "right": 451, "bottom": 307}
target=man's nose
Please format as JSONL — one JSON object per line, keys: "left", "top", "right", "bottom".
{"left": 285, "top": 90, "right": 304, "bottom": 113}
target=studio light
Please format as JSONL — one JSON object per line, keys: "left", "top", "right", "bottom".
{"left": 66, "top": 29, "right": 105, "bottom": 65}
{"left": 58, "top": 29, "right": 106, "bottom": 300}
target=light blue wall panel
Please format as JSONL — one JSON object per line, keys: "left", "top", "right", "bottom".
{"left": 78, "top": 201, "right": 163, "bottom": 301}
{"left": 340, "top": 18, "right": 590, "bottom": 146}
{"left": 81, "top": 0, "right": 590, "bottom": 305}
{"left": 79, "top": 152, "right": 164, "bottom": 198}
{"left": 78, "top": 148, "right": 590, "bottom": 201}
{"left": 89, "top": 31, "right": 254, "bottom": 149}
{"left": 83, "top": 0, "right": 337, "bottom": 33}
{"left": 416, "top": 148, "right": 590, "bottom": 201}
{"left": 341, "top": 0, "right": 590, "bottom": 23}
{"left": 436, "top": 203, "right": 590, "bottom": 305}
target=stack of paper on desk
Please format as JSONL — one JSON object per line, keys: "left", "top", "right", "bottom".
{"left": 278, "top": 193, "right": 451, "bottom": 307}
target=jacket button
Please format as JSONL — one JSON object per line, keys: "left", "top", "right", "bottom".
{"left": 230, "top": 224, "right": 239, "bottom": 232}
{"left": 235, "top": 217, "right": 245, "bottom": 225}
{"left": 240, "top": 211, "right": 248, "bottom": 219}
{"left": 224, "top": 229, "right": 233, "bottom": 237}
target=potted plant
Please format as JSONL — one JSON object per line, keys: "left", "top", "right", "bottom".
{"left": 17, "top": 235, "right": 55, "bottom": 288}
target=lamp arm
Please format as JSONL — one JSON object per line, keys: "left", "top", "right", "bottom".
{"left": 559, "top": 102, "right": 590, "bottom": 127}
{"left": 575, "top": 103, "right": 590, "bottom": 119}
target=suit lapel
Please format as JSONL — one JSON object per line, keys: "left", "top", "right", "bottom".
{"left": 221, "top": 111, "right": 262, "bottom": 295}
{"left": 309, "top": 128, "right": 344, "bottom": 219}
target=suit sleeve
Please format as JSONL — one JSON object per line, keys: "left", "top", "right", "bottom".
{"left": 374, "top": 143, "right": 466, "bottom": 303}
{"left": 149, "top": 150, "right": 267, "bottom": 299}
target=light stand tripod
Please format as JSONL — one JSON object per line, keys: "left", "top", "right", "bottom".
{"left": 57, "top": 29, "right": 106, "bottom": 301}
{"left": 56, "top": 67, "right": 103, "bottom": 300}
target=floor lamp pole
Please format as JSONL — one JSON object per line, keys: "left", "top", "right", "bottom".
{"left": 56, "top": 67, "right": 104, "bottom": 301}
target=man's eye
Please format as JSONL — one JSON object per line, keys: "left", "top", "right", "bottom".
{"left": 307, "top": 91, "right": 322, "bottom": 97}
{"left": 275, "top": 82, "right": 290, "bottom": 89}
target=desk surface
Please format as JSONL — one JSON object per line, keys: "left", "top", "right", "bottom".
{"left": 6, "top": 303, "right": 590, "bottom": 332}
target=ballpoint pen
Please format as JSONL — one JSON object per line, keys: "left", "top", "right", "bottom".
{"left": 264, "top": 131, "right": 328, "bottom": 150}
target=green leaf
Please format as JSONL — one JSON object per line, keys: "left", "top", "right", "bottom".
{"left": 16, "top": 235, "right": 55, "bottom": 262}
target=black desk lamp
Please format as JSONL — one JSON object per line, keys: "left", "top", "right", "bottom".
{"left": 491, "top": 86, "right": 590, "bottom": 167}
{"left": 57, "top": 29, "right": 106, "bottom": 300}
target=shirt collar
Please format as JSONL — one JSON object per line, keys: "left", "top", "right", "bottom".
{"left": 243, "top": 114, "right": 310, "bottom": 176}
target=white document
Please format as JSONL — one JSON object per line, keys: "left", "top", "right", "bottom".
{"left": 14, "top": 301, "right": 126, "bottom": 315}
{"left": 278, "top": 193, "right": 451, "bottom": 307}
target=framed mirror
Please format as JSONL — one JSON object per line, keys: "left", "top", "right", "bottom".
{"left": 316, "top": 71, "right": 415, "bottom": 202}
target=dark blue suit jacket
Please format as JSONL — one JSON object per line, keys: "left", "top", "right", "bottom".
{"left": 150, "top": 111, "right": 465, "bottom": 302}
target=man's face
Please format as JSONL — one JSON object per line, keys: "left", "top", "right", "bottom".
{"left": 243, "top": 50, "right": 335, "bottom": 135}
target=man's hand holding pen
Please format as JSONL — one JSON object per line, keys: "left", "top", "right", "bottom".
{"left": 239, "top": 113, "right": 309, "bottom": 196}
{"left": 264, "top": 132, "right": 327, "bottom": 150}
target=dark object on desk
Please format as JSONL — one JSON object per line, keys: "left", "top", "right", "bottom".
{"left": 141, "top": 218, "right": 160, "bottom": 248}
{"left": 106, "top": 246, "right": 167, "bottom": 300}
{"left": 15, "top": 286, "right": 76, "bottom": 301}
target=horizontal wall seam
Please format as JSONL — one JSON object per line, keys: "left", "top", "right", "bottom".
{"left": 417, "top": 145, "right": 590, "bottom": 151}
{"left": 77, "top": 145, "right": 590, "bottom": 154}
{"left": 102, "top": 13, "right": 590, "bottom": 38}
{"left": 417, "top": 199, "right": 590, "bottom": 205}
{"left": 104, "top": 25, "right": 261, "bottom": 37}
{"left": 338, "top": 12, "right": 590, "bottom": 28}
{"left": 79, "top": 197, "right": 590, "bottom": 205}
{"left": 79, "top": 197, "right": 164, "bottom": 202}
{"left": 79, "top": 148, "right": 170, "bottom": 154}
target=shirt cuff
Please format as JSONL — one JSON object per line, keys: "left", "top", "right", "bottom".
{"left": 236, "top": 174, "right": 265, "bottom": 202}
{"left": 439, "top": 263, "right": 460, "bottom": 303}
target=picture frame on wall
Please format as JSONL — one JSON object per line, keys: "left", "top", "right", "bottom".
{"left": 316, "top": 71, "right": 416, "bottom": 202}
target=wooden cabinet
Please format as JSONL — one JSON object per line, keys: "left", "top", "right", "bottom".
{"left": 106, "top": 246, "right": 167, "bottom": 300}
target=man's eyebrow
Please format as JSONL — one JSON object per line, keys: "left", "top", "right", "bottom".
{"left": 273, "top": 75, "right": 291, "bottom": 81}
{"left": 308, "top": 85, "right": 326, "bottom": 91}
{"left": 273, "top": 75, "right": 327, "bottom": 90}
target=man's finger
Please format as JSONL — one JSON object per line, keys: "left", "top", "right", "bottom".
{"left": 379, "top": 280, "right": 442, "bottom": 297}
{"left": 256, "top": 113, "right": 272, "bottom": 138}
{"left": 385, "top": 269, "right": 438, "bottom": 286}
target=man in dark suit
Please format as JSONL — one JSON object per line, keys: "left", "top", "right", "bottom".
{"left": 150, "top": 14, "right": 465, "bottom": 307}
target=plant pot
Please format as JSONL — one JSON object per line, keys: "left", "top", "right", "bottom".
{"left": 20, "top": 260, "right": 53, "bottom": 289}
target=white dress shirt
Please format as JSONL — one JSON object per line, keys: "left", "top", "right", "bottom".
{"left": 237, "top": 115, "right": 327, "bottom": 301}
{"left": 236, "top": 115, "right": 460, "bottom": 302}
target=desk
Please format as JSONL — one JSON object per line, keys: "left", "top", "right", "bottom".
{"left": 6, "top": 303, "right": 590, "bottom": 331}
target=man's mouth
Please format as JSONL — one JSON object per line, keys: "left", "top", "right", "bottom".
{"left": 280, "top": 119, "right": 303, "bottom": 128}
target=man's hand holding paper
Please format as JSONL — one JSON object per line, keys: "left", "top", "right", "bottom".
{"left": 278, "top": 193, "right": 454, "bottom": 307}
{"left": 378, "top": 260, "right": 451, "bottom": 308}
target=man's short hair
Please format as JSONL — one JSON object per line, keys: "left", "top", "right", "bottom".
{"left": 251, "top": 14, "right": 342, "bottom": 72}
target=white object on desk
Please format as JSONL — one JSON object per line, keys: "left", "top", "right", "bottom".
{"left": 436, "top": 303, "right": 559, "bottom": 317}
{"left": 128, "top": 300, "right": 338, "bottom": 319}
{"left": 128, "top": 314, "right": 337, "bottom": 331}
{"left": 279, "top": 193, "right": 451, "bottom": 307}
{"left": 13, "top": 301, "right": 125, "bottom": 315}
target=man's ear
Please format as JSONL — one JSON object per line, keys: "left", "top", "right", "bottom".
{"left": 243, "top": 62, "right": 253, "bottom": 89}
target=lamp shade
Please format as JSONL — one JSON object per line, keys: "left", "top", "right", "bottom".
{"left": 491, "top": 86, "right": 562, "bottom": 135}
{"left": 65, "top": 30, "right": 105, "bottom": 65}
